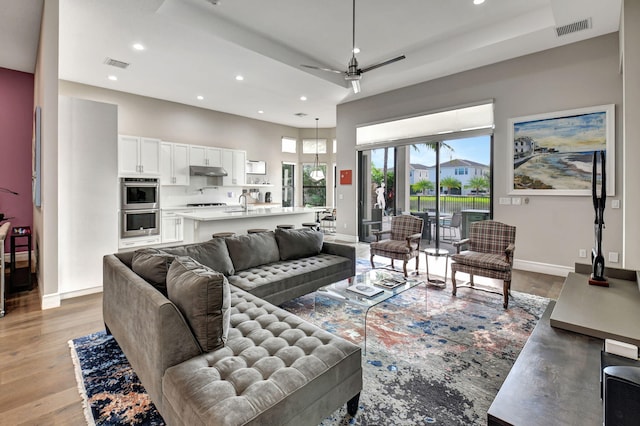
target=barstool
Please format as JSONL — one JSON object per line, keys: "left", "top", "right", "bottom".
{"left": 247, "top": 228, "right": 268, "bottom": 234}
{"left": 276, "top": 224, "right": 294, "bottom": 229}
{"left": 302, "top": 222, "right": 319, "bottom": 231}
{"left": 212, "top": 232, "right": 235, "bottom": 238}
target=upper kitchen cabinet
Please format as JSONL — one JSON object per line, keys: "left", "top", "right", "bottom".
{"left": 160, "top": 142, "right": 190, "bottom": 186}
{"left": 118, "top": 135, "right": 161, "bottom": 176}
{"left": 222, "top": 149, "right": 246, "bottom": 186}
{"left": 189, "top": 145, "right": 221, "bottom": 167}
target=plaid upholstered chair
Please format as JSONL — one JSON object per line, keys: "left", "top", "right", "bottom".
{"left": 450, "top": 220, "right": 516, "bottom": 308}
{"left": 370, "top": 215, "right": 424, "bottom": 277}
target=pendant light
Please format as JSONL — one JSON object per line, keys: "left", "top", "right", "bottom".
{"left": 310, "top": 118, "right": 325, "bottom": 181}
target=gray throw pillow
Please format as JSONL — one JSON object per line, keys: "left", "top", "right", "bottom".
{"left": 166, "top": 256, "right": 231, "bottom": 352}
{"left": 225, "top": 231, "right": 280, "bottom": 271}
{"left": 162, "top": 238, "right": 235, "bottom": 276}
{"left": 131, "top": 248, "right": 175, "bottom": 295}
{"left": 275, "top": 228, "right": 323, "bottom": 260}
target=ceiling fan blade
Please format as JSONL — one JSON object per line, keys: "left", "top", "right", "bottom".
{"left": 360, "top": 55, "right": 406, "bottom": 73}
{"left": 301, "top": 64, "right": 344, "bottom": 74}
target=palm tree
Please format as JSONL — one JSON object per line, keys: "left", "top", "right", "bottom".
{"left": 465, "top": 176, "right": 489, "bottom": 194}
{"left": 440, "top": 176, "right": 462, "bottom": 194}
{"left": 412, "top": 179, "right": 434, "bottom": 194}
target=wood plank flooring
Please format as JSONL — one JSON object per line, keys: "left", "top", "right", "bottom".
{"left": 0, "top": 245, "right": 565, "bottom": 424}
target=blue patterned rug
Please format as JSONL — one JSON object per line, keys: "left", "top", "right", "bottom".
{"left": 70, "top": 261, "right": 549, "bottom": 425}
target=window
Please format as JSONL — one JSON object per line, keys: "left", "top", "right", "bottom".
{"left": 282, "top": 137, "right": 297, "bottom": 153}
{"left": 333, "top": 139, "right": 337, "bottom": 154}
{"left": 302, "top": 139, "right": 327, "bottom": 154}
{"left": 302, "top": 163, "right": 326, "bottom": 206}
{"left": 455, "top": 167, "right": 468, "bottom": 175}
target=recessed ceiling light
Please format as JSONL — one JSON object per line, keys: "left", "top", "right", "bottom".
{"left": 258, "top": 110, "right": 264, "bottom": 114}
{"left": 132, "top": 43, "right": 145, "bottom": 51}
{"left": 235, "top": 75, "right": 244, "bottom": 81}
{"left": 197, "top": 95, "right": 204, "bottom": 100}
{"left": 108, "top": 75, "right": 118, "bottom": 81}
{"left": 353, "top": 47, "right": 360, "bottom": 54}
{"left": 300, "top": 96, "right": 307, "bottom": 101}
{"left": 473, "top": 0, "right": 485, "bottom": 4}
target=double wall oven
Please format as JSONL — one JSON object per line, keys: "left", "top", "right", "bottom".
{"left": 120, "top": 178, "right": 160, "bottom": 238}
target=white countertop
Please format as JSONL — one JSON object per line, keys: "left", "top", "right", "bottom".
{"left": 161, "top": 203, "right": 280, "bottom": 212}
{"left": 176, "top": 206, "right": 317, "bottom": 221}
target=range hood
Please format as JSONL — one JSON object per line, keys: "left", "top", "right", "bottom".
{"left": 190, "top": 165, "right": 228, "bottom": 177}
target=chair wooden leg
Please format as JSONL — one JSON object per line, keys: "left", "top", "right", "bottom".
{"left": 415, "top": 255, "right": 419, "bottom": 275}
{"left": 451, "top": 271, "right": 457, "bottom": 296}
{"left": 403, "top": 261, "right": 408, "bottom": 277}
{"left": 503, "top": 280, "right": 510, "bottom": 309}
{"left": 390, "top": 259, "right": 395, "bottom": 270}
{"left": 370, "top": 255, "right": 375, "bottom": 269}
{"left": 470, "top": 274, "right": 475, "bottom": 287}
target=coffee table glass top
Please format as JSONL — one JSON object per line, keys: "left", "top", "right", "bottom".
{"left": 316, "top": 269, "right": 423, "bottom": 308}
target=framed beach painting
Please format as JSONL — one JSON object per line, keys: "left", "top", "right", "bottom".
{"left": 507, "top": 104, "right": 615, "bottom": 196}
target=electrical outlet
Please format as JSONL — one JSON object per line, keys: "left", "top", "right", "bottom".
{"left": 612, "top": 199, "right": 620, "bottom": 209}
{"left": 579, "top": 249, "right": 587, "bottom": 258}
{"left": 499, "top": 197, "right": 511, "bottom": 205}
{"left": 343, "top": 223, "right": 347, "bottom": 229}
{"left": 339, "top": 194, "right": 343, "bottom": 200}
{"left": 608, "top": 252, "right": 619, "bottom": 263}
{"left": 512, "top": 197, "right": 522, "bottom": 205}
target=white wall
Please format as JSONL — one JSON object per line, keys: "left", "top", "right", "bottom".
{"left": 337, "top": 34, "right": 624, "bottom": 274}
{"left": 33, "top": 0, "right": 60, "bottom": 309}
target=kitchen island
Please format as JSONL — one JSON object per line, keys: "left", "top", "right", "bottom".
{"left": 177, "top": 207, "right": 320, "bottom": 242}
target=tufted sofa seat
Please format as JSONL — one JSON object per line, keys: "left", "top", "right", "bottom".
{"left": 229, "top": 254, "right": 351, "bottom": 305}
{"left": 162, "top": 287, "right": 362, "bottom": 426}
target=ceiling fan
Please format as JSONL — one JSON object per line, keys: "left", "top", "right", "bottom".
{"left": 301, "top": 0, "right": 406, "bottom": 94}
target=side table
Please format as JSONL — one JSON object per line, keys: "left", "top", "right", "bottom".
{"left": 10, "top": 226, "right": 32, "bottom": 292}
{"left": 424, "top": 248, "right": 449, "bottom": 286}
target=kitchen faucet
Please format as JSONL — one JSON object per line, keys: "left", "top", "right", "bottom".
{"left": 238, "top": 193, "right": 248, "bottom": 212}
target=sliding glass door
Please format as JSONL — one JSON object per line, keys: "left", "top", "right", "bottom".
{"left": 358, "top": 135, "right": 492, "bottom": 248}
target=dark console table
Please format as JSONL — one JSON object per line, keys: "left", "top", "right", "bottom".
{"left": 9, "top": 226, "right": 32, "bottom": 292}
{"left": 488, "top": 301, "right": 603, "bottom": 425}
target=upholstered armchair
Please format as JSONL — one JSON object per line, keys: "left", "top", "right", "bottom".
{"left": 450, "top": 220, "right": 516, "bottom": 308}
{"left": 370, "top": 215, "right": 424, "bottom": 277}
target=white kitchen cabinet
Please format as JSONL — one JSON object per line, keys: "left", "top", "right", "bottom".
{"left": 160, "top": 142, "right": 190, "bottom": 186}
{"left": 189, "top": 145, "right": 222, "bottom": 167}
{"left": 118, "top": 135, "right": 161, "bottom": 176}
{"left": 161, "top": 210, "right": 192, "bottom": 243}
{"left": 118, "top": 235, "right": 161, "bottom": 250}
{"left": 222, "top": 149, "right": 246, "bottom": 186}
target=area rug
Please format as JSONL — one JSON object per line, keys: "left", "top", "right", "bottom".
{"left": 70, "top": 262, "right": 549, "bottom": 425}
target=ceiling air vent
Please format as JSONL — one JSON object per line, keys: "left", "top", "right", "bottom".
{"left": 294, "top": 112, "right": 308, "bottom": 117}
{"left": 104, "top": 57, "right": 130, "bottom": 69}
{"left": 555, "top": 18, "right": 592, "bottom": 37}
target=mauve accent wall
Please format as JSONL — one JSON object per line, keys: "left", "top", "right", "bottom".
{"left": 0, "top": 67, "right": 34, "bottom": 253}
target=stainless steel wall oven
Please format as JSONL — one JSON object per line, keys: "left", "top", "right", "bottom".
{"left": 120, "top": 178, "right": 160, "bottom": 238}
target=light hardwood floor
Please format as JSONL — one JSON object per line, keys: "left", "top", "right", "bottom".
{"left": 0, "top": 245, "right": 565, "bottom": 424}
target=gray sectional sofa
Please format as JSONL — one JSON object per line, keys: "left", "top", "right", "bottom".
{"left": 103, "top": 229, "right": 362, "bottom": 426}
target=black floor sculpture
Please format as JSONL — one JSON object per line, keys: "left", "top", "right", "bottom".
{"left": 589, "top": 150, "right": 608, "bottom": 287}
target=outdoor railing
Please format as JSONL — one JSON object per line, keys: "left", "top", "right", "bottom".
{"left": 410, "top": 195, "right": 490, "bottom": 214}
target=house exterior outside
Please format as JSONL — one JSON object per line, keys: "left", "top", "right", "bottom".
{"left": 409, "top": 163, "right": 430, "bottom": 184}
{"left": 427, "top": 159, "right": 490, "bottom": 195}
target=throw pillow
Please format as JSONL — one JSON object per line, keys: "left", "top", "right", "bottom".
{"left": 131, "top": 248, "right": 175, "bottom": 295}
{"left": 162, "top": 238, "right": 235, "bottom": 276}
{"left": 275, "top": 228, "right": 323, "bottom": 260}
{"left": 225, "top": 231, "right": 280, "bottom": 271}
{"left": 166, "top": 256, "right": 231, "bottom": 352}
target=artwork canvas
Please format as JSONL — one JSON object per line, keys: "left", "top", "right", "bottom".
{"left": 508, "top": 104, "right": 615, "bottom": 196}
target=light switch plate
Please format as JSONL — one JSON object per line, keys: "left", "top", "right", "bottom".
{"left": 499, "top": 197, "right": 511, "bottom": 205}
{"left": 612, "top": 199, "right": 620, "bottom": 209}
{"left": 511, "top": 197, "right": 522, "bottom": 205}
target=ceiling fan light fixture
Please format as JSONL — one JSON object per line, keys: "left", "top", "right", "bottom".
{"left": 351, "top": 79, "right": 361, "bottom": 93}
{"left": 311, "top": 118, "right": 325, "bottom": 181}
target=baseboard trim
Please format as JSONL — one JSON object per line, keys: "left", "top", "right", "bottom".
{"left": 3, "top": 250, "right": 33, "bottom": 263}
{"left": 514, "top": 259, "right": 573, "bottom": 277}
{"left": 41, "top": 291, "right": 61, "bottom": 310}
{"left": 60, "top": 286, "right": 103, "bottom": 300}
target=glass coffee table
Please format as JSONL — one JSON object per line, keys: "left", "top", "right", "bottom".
{"left": 314, "top": 269, "right": 424, "bottom": 354}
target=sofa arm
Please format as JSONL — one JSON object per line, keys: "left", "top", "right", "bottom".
{"left": 103, "top": 254, "right": 202, "bottom": 410}
{"left": 322, "top": 242, "right": 356, "bottom": 275}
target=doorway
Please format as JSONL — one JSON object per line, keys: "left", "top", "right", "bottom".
{"left": 281, "top": 163, "right": 295, "bottom": 207}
